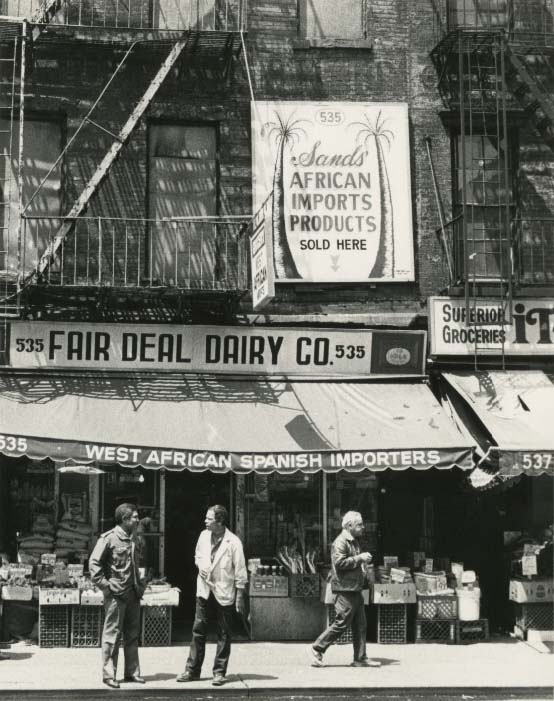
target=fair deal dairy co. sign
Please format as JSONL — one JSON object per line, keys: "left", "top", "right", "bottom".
{"left": 252, "top": 101, "right": 415, "bottom": 283}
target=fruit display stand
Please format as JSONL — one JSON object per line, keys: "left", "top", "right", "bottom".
{"left": 249, "top": 574, "right": 325, "bottom": 640}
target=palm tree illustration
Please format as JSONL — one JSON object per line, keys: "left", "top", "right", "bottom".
{"left": 351, "top": 111, "right": 395, "bottom": 278}
{"left": 263, "top": 111, "right": 308, "bottom": 279}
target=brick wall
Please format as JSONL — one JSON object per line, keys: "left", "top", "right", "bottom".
{"left": 19, "top": 0, "right": 554, "bottom": 320}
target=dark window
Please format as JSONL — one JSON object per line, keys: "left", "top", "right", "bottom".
{"left": 452, "top": 133, "right": 516, "bottom": 281}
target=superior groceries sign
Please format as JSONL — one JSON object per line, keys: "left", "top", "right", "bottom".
{"left": 430, "top": 297, "right": 554, "bottom": 356}
{"left": 1, "top": 323, "right": 426, "bottom": 376}
{"left": 252, "top": 101, "right": 415, "bottom": 283}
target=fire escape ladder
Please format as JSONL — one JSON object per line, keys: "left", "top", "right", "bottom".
{"left": 23, "top": 35, "right": 191, "bottom": 288}
{"left": 455, "top": 33, "right": 513, "bottom": 370}
{"left": 0, "top": 23, "right": 25, "bottom": 320}
{"left": 504, "top": 42, "right": 554, "bottom": 152}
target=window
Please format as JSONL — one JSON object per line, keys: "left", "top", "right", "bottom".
{"left": 0, "top": 116, "right": 63, "bottom": 277}
{"left": 452, "top": 133, "right": 516, "bottom": 280}
{"left": 148, "top": 124, "right": 218, "bottom": 287}
{"left": 297, "top": 0, "right": 371, "bottom": 48}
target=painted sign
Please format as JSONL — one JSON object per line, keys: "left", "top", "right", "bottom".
{"left": 0, "top": 435, "right": 472, "bottom": 473}
{"left": 249, "top": 200, "right": 275, "bottom": 309}
{"left": 429, "top": 297, "right": 554, "bottom": 356}
{"left": 2, "top": 322, "right": 426, "bottom": 377}
{"left": 252, "top": 101, "right": 414, "bottom": 283}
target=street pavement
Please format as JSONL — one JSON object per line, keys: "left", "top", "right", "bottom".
{"left": 0, "top": 638, "right": 552, "bottom": 699}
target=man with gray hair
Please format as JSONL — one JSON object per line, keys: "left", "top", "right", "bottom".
{"left": 307, "top": 510, "right": 380, "bottom": 668}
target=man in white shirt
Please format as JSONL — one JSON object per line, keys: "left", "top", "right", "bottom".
{"left": 176, "top": 505, "right": 247, "bottom": 687}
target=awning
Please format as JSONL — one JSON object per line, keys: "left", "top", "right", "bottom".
{"left": 0, "top": 374, "right": 474, "bottom": 473}
{"left": 442, "top": 370, "right": 554, "bottom": 478}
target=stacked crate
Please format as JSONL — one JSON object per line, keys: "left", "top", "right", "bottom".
{"left": 71, "top": 605, "right": 103, "bottom": 648}
{"left": 509, "top": 579, "right": 553, "bottom": 640}
{"left": 39, "top": 606, "right": 70, "bottom": 648}
{"left": 371, "top": 583, "right": 416, "bottom": 644}
{"left": 141, "top": 606, "right": 172, "bottom": 646}
{"left": 414, "top": 594, "right": 457, "bottom": 644}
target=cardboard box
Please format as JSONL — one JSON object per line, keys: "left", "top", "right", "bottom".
{"left": 320, "top": 581, "right": 369, "bottom": 605}
{"left": 80, "top": 590, "right": 104, "bottom": 606}
{"left": 39, "top": 588, "right": 80, "bottom": 605}
{"left": 2, "top": 585, "right": 33, "bottom": 601}
{"left": 371, "top": 583, "right": 416, "bottom": 604}
{"left": 141, "top": 587, "right": 180, "bottom": 607}
{"left": 509, "top": 579, "right": 554, "bottom": 603}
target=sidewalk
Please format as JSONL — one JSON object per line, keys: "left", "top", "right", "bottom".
{"left": 0, "top": 638, "right": 552, "bottom": 699}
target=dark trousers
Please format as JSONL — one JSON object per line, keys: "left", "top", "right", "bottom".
{"left": 101, "top": 589, "right": 141, "bottom": 681}
{"left": 314, "top": 591, "right": 367, "bottom": 661}
{"left": 185, "top": 594, "right": 234, "bottom": 677}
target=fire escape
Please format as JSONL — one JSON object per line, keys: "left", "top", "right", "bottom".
{"left": 430, "top": 0, "right": 554, "bottom": 366}
{"left": 0, "top": 0, "right": 249, "bottom": 325}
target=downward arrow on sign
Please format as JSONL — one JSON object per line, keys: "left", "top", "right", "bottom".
{"left": 330, "top": 255, "right": 340, "bottom": 272}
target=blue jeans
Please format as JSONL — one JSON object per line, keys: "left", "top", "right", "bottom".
{"left": 313, "top": 591, "right": 367, "bottom": 661}
{"left": 185, "top": 594, "right": 234, "bottom": 677}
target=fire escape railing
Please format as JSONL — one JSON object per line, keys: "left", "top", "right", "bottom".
{"left": 434, "top": 0, "right": 554, "bottom": 47}
{"left": 0, "top": 0, "right": 248, "bottom": 31}
{"left": 441, "top": 214, "right": 554, "bottom": 285}
{"left": 19, "top": 215, "right": 249, "bottom": 291}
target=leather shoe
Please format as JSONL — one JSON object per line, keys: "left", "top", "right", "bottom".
{"left": 102, "top": 678, "right": 120, "bottom": 689}
{"left": 124, "top": 675, "right": 145, "bottom": 684}
{"left": 176, "top": 671, "right": 199, "bottom": 682}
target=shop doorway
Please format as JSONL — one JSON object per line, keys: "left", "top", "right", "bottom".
{"left": 164, "top": 471, "right": 232, "bottom": 637}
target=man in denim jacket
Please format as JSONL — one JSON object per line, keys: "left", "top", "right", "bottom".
{"left": 308, "top": 511, "right": 380, "bottom": 668}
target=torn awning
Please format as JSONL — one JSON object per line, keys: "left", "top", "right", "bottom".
{"left": 442, "top": 370, "right": 554, "bottom": 478}
{"left": 0, "top": 373, "right": 474, "bottom": 473}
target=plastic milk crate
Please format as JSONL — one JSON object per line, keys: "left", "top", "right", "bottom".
{"left": 141, "top": 606, "right": 172, "bottom": 646}
{"left": 71, "top": 605, "right": 104, "bottom": 647}
{"left": 416, "top": 594, "right": 457, "bottom": 620}
{"left": 39, "top": 605, "right": 70, "bottom": 648}
{"left": 514, "top": 603, "right": 553, "bottom": 631}
{"left": 415, "top": 618, "right": 456, "bottom": 644}
{"left": 455, "top": 619, "right": 489, "bottom": 643}
{"left": 376, "top": 605, "right": 407, "bottom": 644}
{"left": 289, "top": 574, "right": 320, "bottom": 598}
{"left": 326, "top": 605, "right": 353, "bottom": 645}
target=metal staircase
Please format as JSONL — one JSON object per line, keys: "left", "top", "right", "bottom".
{"left": 0, "top": 21, "right": 25, "bottom": 321}
{"left": 24, "top": 35, "right": 191, "bottom": 288}
{"left": 0, "top": 0, "right": 247, "bottom": 318}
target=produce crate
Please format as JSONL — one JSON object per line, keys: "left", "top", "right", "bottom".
{"left": 2, "top": 585, "right": 32, "bottom": 601}
{"left": 415, "top": 618, "right": 456, "bottom": 644}
{"left": 141, "top": 605, "right": 171, "bottom": 646}
{"left": 372, "top": 583, "right": 416, "bottom": 604}
{"left": 39, "top": 588, "right": 80, "bottom": 606}
{"left": 417, "top": 594, "right": 457, "bottom": 620}
{"left": 290, "top": 574, "right": 320, "bottom": 598}
{"left": 326, "top": 604, "right": 353, "bottom": 645}
{"left": 249, "top": 575, "right": 288, "bottom": 597}
{"left": 455, "top": 618, "right": 489, "bottom": 643}
{"left": 376, "top": 604, "right": 407, "bottom": 644}
{"left": 509, "top": 579, "right": 553, "bottom": 603}
{"left": 514, "top": 603, "right": 553, "bottom": 631}
{"left": 39, "top": 605, "right": 70, "bottom": 648}
{"left": 71, "top": 605, "right": 103, "bottom": 648}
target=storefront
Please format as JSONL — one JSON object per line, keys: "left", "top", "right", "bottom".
{"left": 430, "top": 297, "right": 554, "bottom": 638}
{"left": 0, "top": 320, "right": 479, "bottom": 642}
